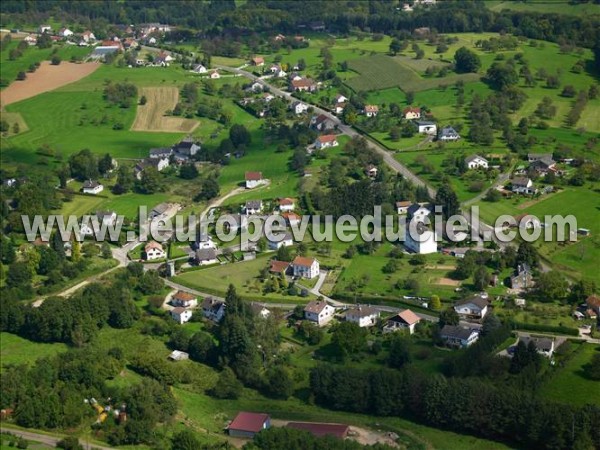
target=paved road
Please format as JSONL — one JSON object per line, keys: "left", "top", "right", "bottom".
{"left": 0, "top": 427, "right": 114, "bottom": 449}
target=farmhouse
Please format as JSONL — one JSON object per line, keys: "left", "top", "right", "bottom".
{"left": 269, "top": 260, "right": 291, "bottom": 275}
{"left": 228, "top": 412, "right": 271, "bottom": 438}
{"left": 173, "top": 136, "right": 201, "bottom": 157}
{"left": 465, "top": 155, "right": 489, "bottom": 170}
{"left": 520, "top": 336, "right": 555, "bottom": 358}
{"left": 268, "top": 232, "right": 294, "bottom": 250}
{"left": 291, "top": 101, "right": 309, "bottom": 115}
{"left": 511, "top": 177, "right": 536, "bottom": 195}
{"left": 440, "top": 325, "right": 479, "bottom": 348}
{"left": 383, "top": 309, "right": 421, "bottom": 334}
{"left": 202, "top": 297, "right": 226, "bottom": 322}
{"left": 170, "top": 307, "right": 192, "bottom": 324}
{"left": 144, "top": 241, "right": 166, "bottom": 260}
{"left": 82, "top": 180, "right": 104, "bottom": 195}
{"left": 194, "top": 233, "right": 217, "bottom": 250}
{"left": 286, "top": 422, "right": 349, "bottom": 439}
{"left": 304, "top": 300, "right": 335, "bottom": 326}
{"left": 123, "top": 37, "right": 138, "bottom": 49}
{"left": 292, "top": 256, "right": 320, "bottom": 279}
{"left": 454, "top": 295, "right": 489, "bottom": 320}
{"left": 245, "top": 171, "right": 264, "bottom": 189}
{"left": 195, "top": 248, "right": 218, "bottom": 266}
{"left": 290, "top": 78, "right": 317, "bottom": 92}
{"left": 333, "top": 102, "right": 346, "bottom": 115}
{"left": 314, "top": 134, "right": 339, "bottom": 150}
{"left": 530, "top": 156, "right": 556, "bottom": 176}
{"left": 150, "top": 202, "right": 171, "bottom": 220}
{"left": 414, "top": 120, "right": 437, "bottom": 135}
{"left": 396, "top": 201, "right": 411, "bottom": 214}
{"left": 244, "top": 200, "right": 263, "bottom": 215}
{"left": 510, "top": 263, "right": 534, "bottom": 290}
{"left": 192, "top": 63, "right": 207, "bottom": 73}
{"left": 345, "top": 305, "right": 380, "bottom": 327}
{"left": 364, "top": 105, "right": 379, "bottom": 117}
{"left": 403, "top": 106, "right": 421, "bottom": 120}
{"left": 438, "top": 126, "right": 460, "bottom": 141}
{"left": 171, "top": 291, "right": 198, "bottom": 308}
{"left": 278, "top": 197, "right": 295, "bottom": 212}
{"left": 311, "top": 114, "right": 337, "bottom": 132}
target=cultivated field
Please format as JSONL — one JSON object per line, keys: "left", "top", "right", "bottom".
{"left": 346, "top": 54, "right": 480, "bottom": 92}
{"left": 131, "top": 86, "right": 199, "bottom": 133}
{"left": 0, "top": 61, "right": 100, "bottom": 106}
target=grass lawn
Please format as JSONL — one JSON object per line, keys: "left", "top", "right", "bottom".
{"left": 540, "top": 343, "right": 600, "bottom": 406}
{"left": 487, "top": 0, "right": 600, "bottom": 16}
{"left": 0, "top": 332, "right": 68, "bottom": 369}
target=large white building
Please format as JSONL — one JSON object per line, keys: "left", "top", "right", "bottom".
{"left": 404, "top": 223, "right": 437, "bottom": 254}
{"left": 144, "top": 241, "right": 166, "bottom": 260}
{"left": 171, "top": 307, "right": 193, "bottom": 324}
{"left": 304, "top": 300, "right": 335, "bottom": 326}
{"left": 292, "top": 256, "right": 320, "bottom": 279}
{"left": 345, "top": 306, "right": 380, "bottom": 328}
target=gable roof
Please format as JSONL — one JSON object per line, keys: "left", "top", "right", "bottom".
{"left": 279, "top": 197, "right": 295, "bottom": 206}
{"left": 229, "top": 412, "right": 269, "bottom": 433}
{"left": 171, "top": 306, "right": 187, "bottom": 315}
{"left": 291, "top": 78, "right": 316, "bottom": 88}
{"left": 365, "top": 105, "right": 379, "bottom": 113}
{"left": 269, "top": 260, "right": 291, "bottom": 273}
{"left": 245, "top": 200, "right": 263, "bottom": 210}
{"left": 304, "top": 300, "right": 330, "bottom": 314}
{"left": 251, "top": 56, "right": 264, "bottom": 64}
{"left": 456, "top": 295, "right": 488, "bottom": 310}
{"left": 396, "top": 200, "right": 411, "bottom": 208}
{"left": 465, "top": 154, "right": 487, "bottom": 164}
{"left": 520, "top": 335, "right": 554, "bottom": 352}
{"left": 440, "top": 325, "right": 477, "bottom": 340}
{"left": 403, "top": 106, "right": 421, "bottom": 114}
{"left": 389, "top": 309, "right": 421, "bottom": 326}
{"left": 293, "top": 255, "right": 316, "bottom": 267}
{"left": 82, "top": 180, "right": 101, "bottom": 189}
{"left": 145, "top": 241, "right": 163, "bottom": 252}
{"left": 149, "top": 147, "right": 172, "bottom": 157}
{"left": 346, "top": 305, "right": 379, "bottom": 318}
{"left": 512, "top": 176, "right": 531, "bottom": 187}
{"left": 245, "top": 171, "right": 263, "bottom": 181}
{"left": 173, "top": 290, "right": 196, "bottom": 302}
{"left": 440, "top": 126, "right": 459, "bottom": 136}
{"left": 407, "top": 202, "right": 430, "bottom": 216}
{"left": 316, "top": 134, "right": 337, "bottom": 144}
{"left": 201, "top": 296, "right": 224, "bottom": 311}
{"left": 152, "top": 202, "right": 170, "bottom": 215}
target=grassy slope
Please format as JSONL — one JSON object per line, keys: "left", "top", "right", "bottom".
{"left": 0, "top": 332, "right": 68, "bottom": 369}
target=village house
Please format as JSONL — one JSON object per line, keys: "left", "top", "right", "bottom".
{"left": 282, "top": 212, "right": 301, "bottom": 227}
{"left": 228, "top": 412, "right": 271, "bottom": 438}
{"left": 262, "top": 92, "right": 275, "bottom": 102}
{"left": 311, "top": 114, "right": 337, "bottom": 132}
{"left": 58, "top": 28, "right": 73, "bottom": 38}
{"left": 396, "top": 201, "right": 411, "bottom": 215}
{"left": 528, "top": 153, "right": 553, "bottom": 163}
{"left": 407, "top": 203, "right": 432, "bottom": 222}
{"left": 81, "top": 30, "right": 96, "bottom": 42}
{"left": 245, "top": 171, "right": 264, "bottom": 189}
{"left": 292, "top": 256, "right": 320, "bottom": 279}
{"left": 291, "top": 101, "right": 309, "bottom": 115}
{"left": 82, "top": 180, "right": 104, "bottom": 195}
{"left": 209, "top": 70, "right": 220, "bottom": 79}
{"left": 149, "top": 202, "right": 171, "bottom": 220}
{"left": 195, "top": 248, "right": 218, "bottom": 266}
{"left": 345, "top": 305, "right": 380, "bottom": 328}
{"left": 403, "top": 106, "right": 421, "bottom": 120}
{"left": 171, "top": 291, "right": 198, "bottom": 308}
{"left": 250, "top": 302, "right": 271, "bottom": 319}
{"left": 364, "top": 164, "right": 378, "bottom": 178}
{"left": 290, "top": 78, "right": 317, "bottom": 92}
{"left": 304, "top": 300, "right": 335, "bottom": 326}
{"left": 511, "top": 177, "right": 536, "bottom": 195}
{"left": 289, "top": 72, "right": 303, "bottom": 82}
{"left": 333, "top": 102, "right": 346, "bottom": 115}
{"left": 149, "top": 147, "right": 173, "bottom": 159}
{"left": 23, "top": 35, "right": 37, "bottom": 45}
{"left": 278, "top": 197, "right": 295, "bottom": 212}
{"left": 202, "top": 297, "right": 226, "bottom": 322}
{"left": 586, "top": 294, "right": 600, "bottom": 315}
{"left": 454, "top": 295, "right": 489, "bottom": 320}
{"left": 251, "top": 56, "right": 265, "bottom": 66}
{"left": 144, "top": 241, "right": 166, "bottom": 260}
{"left": 96, "top": 210, "right": 117, "bottom": 226}
{"left": 269, "top": 260, "right": 291, "bottom": 275}
{"left": 510, "top": 263, "right": 534, "bottom": 290}
{"left": 414, "top": 120, "right": 437, "bottom": 135}
{"left": 39, "top": 25, "right": 52, "bottom": 34}
{"left": 268, "top": 232, "right": 294, "bottom": 250}
{"left": 134, "top": 157, "right": 169, "bottom": 179}
{"left": 383, "top": 309, "right": 421, "bottom": 334}
{"left": 194, "top": 232, "right": 217, "bottom": 250}
{"left": 173, "top": 136, "right": 201, "bottom": 158}
{"left": 364, "top": 105, "right": 379, "bottom": 117}
{"left": 404, "top": 222, "right": 437, "bottom": 254}
{"left": 244, "top": 200, "right": 263, "bottom": 215}
{"left": 170, "top": 307, "right": 192, "bottom": 324}
{"left": 440, "top": 325, "right": 479, "bottom": 348}
{"left": 438, "top": 126, "right": 461, "bottom": 141}
{"left": 123, "top": 37, "right": 138, "bottom": 49}
{"left": 530, "top": 156, "right": 556, "bottom": 176}
{"left": 192, "top": 63, "right": 207, "bottom": 74}
{"left": 520, "top": 336, "right": 555, "bottom": 358}
{"left": 314, "top": 134, "right": 339, "bottom": 150}
{"left": 465, "top": 155, "right": 489, "bottom": 170}
{"left": 335, "top": 94, "right": 348, "bottom": 104}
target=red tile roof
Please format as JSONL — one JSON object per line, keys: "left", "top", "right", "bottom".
{"left": 245, "top": 171, "right": 263, "bottom": 181}
{"left": 365, "top": 105, "right": 379, "bottom": 113}
{"left": 403, "top": 106, "right": 421, "bottom": 115}
{"left": 317, "top": 134, "right": 337, "bottom": 144}
{"left": 173, "top": 291, "right": 196, "bottom": 301}
{"left": 228, "top": 412, "right": 270, "bottom": 433}
{"left": 270, "top": 260, "right": 291, "bottom": 273}
{"left": 279, "top": 197, "right": 295, "bottom": 206}
{"left": 286, "top": 422, "right": 349, "bottom": 439}
{"left": 587, "top": 294, "right": 600, "bottom": 308}
{"left": 145, "top": 241, "right": 163, "bottom": 251}
{"left": 392, "top": 309, "right": 421, "bottom": 326}
{"left": 293, "top": 256, "right": 316, "bottom": 267}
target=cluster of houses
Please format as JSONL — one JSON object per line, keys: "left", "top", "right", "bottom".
{"left": 135, "top": 136, "right": 201, "bottom": 180}
{"left": 573, "top": 294, "right": 600, "bottom": 321}
{"left": 507, "top": 153, "right": 561, "bottom": 196}
{"left": 398, "top": 106, "right": 461, "bottom": 142}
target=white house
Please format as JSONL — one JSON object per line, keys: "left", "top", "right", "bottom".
{"left": 245, "top": 171, "right": 264, "bottom": 189}
{"left": 244, "top": 200, "right": 263, "bottom": 215}
{"left": 465, "top": 155, "right": 489, "bottom": 170}
{"left": 171, "top": 307, "right": 193, "bottom": 324}
{"left": 383, "top": 309, "right": 421, "bottom": 334}
{"left": 291, "top": 101, "right": 309, "bottom": 115}
{"left": 59, "top": 28, "right": 73, "bottom": 37}
{"left": 345, "top": 305, "right": 380, "bottom": 328}
{"left": 96, "top": 210, "right": 117, "bottom": 226}
{"left": 364, "top": 105, "right": 379, "bottom": 117}
{"left": 511, "top": 177, "right": 536, "bottom": 195}
{"left": 414, "top": 120, "right": 437, "bottom": 135}
{"left": 407, "top": 203, "right": 431, "bottom": 223}
{"left": 438, "top": 126, "right": 461, "bottom": 141}
{"left": 403, "top": 106, "right": 421, "bottom": 120}
{"left": 82, "top": 180, "right": 104, "bottom": 195}
{"left": 292, "top": 256, "right": 320, "bottom": 279}
{"left": 333, "top": 102, "right": 346, "bottom": 115}
{"left": 39, "top": 25, "right": 52, "bottom": 34}
{"left": 282, "top": 212, "right": 301, "bottom": 227}
{"left": 279, "top": 198, "right": 295, "bottom": 212}
{"left": 196, "top": 233, "right": 217, "bottom": 250}
{"left": 314, "top": 134, "right": 338, "bottom": 150}
{"left": 250, "top": 302, "right": 271, "bottom": 319}
{"left": 268, "top": 232, "right": 294, "bottom": 250}
{"left": 192, "top": 63, "right": 207, "bottom": 74}
{"left": 520, "top": 336, "right": 555, "bottom": 358}
{"left": 454, "top": 295, "right": 489, "bottom": 320}
{"left": 171, "top": 291, "right": 198, "bottom": 308}
{"left": 23, "top": 35, "right": 37, "bottom": 45}
{"left": 335, "top": 94, "right": 348, "bottom": 104}
{"left": 81, "top": 30, "right": 96, "bottom": 42}
{"left": 440, "top": 325, "right": 479, "bottom": 348}
{"left": 304, "top": 300, "right": 335, "bottom": 326}
{"left": 404, "top": 223, "right": 437, "bottom": 254}
{"left": 396, "top": 201, "right": 411, "bottom": 215}
{"left": 209, "top": 70, "right": 220, "bottom": 79}
{"left": 144, "top": 241, "right": 166, "bottom": 260}
{"left": 202, "top": 297, "right": 226, "bottom": 322}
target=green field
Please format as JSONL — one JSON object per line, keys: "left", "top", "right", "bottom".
{"left": 540, "top": 343, "right": 600, "bottom": 406}
{"left": 487, "top": 0, "right": 600, "bottom": 16}
{"left": 0, "top": 332, "right": 68, "bottom": 369}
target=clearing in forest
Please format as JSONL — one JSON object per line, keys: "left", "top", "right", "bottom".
{"left": 131, "top": 86, "right": 199, "bottom": 133}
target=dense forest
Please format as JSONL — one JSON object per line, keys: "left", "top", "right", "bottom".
{"left": 1, "top": 1, "right": 599, "bottom": 48}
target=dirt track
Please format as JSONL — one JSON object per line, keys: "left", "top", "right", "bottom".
{"left": 0, "top": 61, "right": 100, "bottom": 106}
{"left": 131, "top": 86, "right": 198, "bottom": 133}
